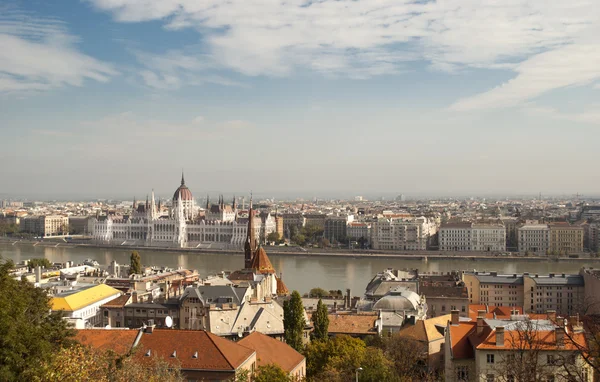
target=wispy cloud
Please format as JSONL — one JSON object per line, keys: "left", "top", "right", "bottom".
{"left": 0, "top": 8, "right": 117, "bottom": 94}
{"left": 87, "top": 0, "right": 600, "bottom": 107}
{"left": 524, "top": 104, "right": 600, "bottom": 125}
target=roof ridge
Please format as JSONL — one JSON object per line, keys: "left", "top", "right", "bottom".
{"left": 204, "top": 331, "right": 238, "bottom": 370}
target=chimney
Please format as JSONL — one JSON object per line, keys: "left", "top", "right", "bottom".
{"left": 346, "top": 288, "right": 351, "bottom": 309}
{"left": 547, "top": 310, "right": 556, "bottom": 322}
{"left": 556, "top": 327, "right": 565, "bottom": 347}
{"left": 451, "top": 309, "right": 459, "bottom": 325}
{"left": 496, "top": 326, "right": 505, "bottom": 347}
{"left": 35, "top": 266, "right": 42, "bottom": 283}
{"left": 477, "top": 310, "right": 486, "bottom": 335}
{"left": 333, "top": 301, "right": 337, "bottom": 313}
{"left": 485, "top": 303, "right": 489, "bottom": 313}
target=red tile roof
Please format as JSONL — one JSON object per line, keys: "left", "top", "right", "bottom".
{"left": 238, "top": 332, "right": 304, "bottom": 373}
{"left": 328, "top": 313, "right": 378, "bottom": 335}
{"left": 75, "top": 329, "right": 139, "bottom": 355}
{"left": 251, "top": 247, "right": 275, "bottom": 274}
{"left": 101, "top": 294, "right": 131, "bottom": 308}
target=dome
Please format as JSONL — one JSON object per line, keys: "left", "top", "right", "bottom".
{"left": 373, "top": 288, "right": 420, "bottom": 311}
{"left": 173, "top": 173, "right": 194, "bottom": 202}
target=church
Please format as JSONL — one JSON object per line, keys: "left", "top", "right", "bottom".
{"left": 91, "top": 173, "right": 276, "bottom": 249}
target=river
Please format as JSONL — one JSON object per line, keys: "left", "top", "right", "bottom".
{"left": 0, "top": 243, "right": 596, "bottom": 295}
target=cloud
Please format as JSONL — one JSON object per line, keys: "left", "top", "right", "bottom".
{"left": 0, "top": 8, "right": 117, "bottom": 94}
{"left": 524, "top": 104, "right": 600, "bottom": 125}
{"left": 87, "top": 0, "right": 600, "bottom": 107}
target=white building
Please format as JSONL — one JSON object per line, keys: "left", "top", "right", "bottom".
{"left": 518, "top": 223, "right": 550, "bottom": 254}
{"left": 371, "top": 216, "right": 438, "bottom": 250}
{"left": 51, "top": 284, "right": 122, "bottom": 328}
{"left": 91, "top": 174, "right": 274, "bottom": 249}
{"left": 440, "top": 222, "right": 505, "bottom": 252}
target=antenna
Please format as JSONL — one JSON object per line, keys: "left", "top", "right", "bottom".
{"left": 165, "top": 316, "right": 173, "bottom": 328}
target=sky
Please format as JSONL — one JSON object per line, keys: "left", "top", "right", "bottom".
{"left": 1, "top": 0, "right": 599, "bottom": 200}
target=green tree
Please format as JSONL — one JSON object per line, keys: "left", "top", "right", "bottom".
{"left": 292, "top": 233, "right": 306, "bottom": 246}
{"left": 267, "top": 231, "right": 281, "bottom": 243}
{"left": 27, "top": 258, "right": 52, "bottom": 271}
{"left": 283, "top": 291, "right": 306, "bottom": 352}
{"left": 129, "top": 251, "right": 142, "bottom": 275}
{"left": 253, "top": 364, "right": 290, "bottom": 382}
{"left": 0, "top": 258, "right": 75, "bottom": 380}
{"left": 305, "top": 335, "right": 365, "bottom": 381}
{"left": 311, "top": 299, "right": 329, "bottom": 341}
{"left": 309, "top": 287, "right": 329, "bottom": 298}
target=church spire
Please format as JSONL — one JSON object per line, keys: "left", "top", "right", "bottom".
{"left": 181, "top": 171, "right": 185, "bottom": 186}
{"left": 244, "top": 192, "right": 256, "bottom": 269}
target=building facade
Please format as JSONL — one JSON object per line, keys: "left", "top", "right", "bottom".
{"left": 549, "top": 223, "right": 584, "bottom": 254}
{"left": 440, "top": 223, "right": 505, "bottom": 252}
{"left": 371, "top": 216, "right": 438, "bottom": 250}
{"left": 518, "top": 223, "right": 550, "bottom": 254}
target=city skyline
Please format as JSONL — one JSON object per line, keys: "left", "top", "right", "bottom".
{"left": 2, "top": 1, "right": 600, "bottom": 197}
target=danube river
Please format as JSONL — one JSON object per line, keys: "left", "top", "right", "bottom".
{"left": 1, "top": 243, "right": 596, "bottom": 295}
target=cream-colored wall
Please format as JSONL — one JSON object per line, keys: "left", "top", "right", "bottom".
{"left": 289, "top": 359, "right": 307, "bottom": 380}
{"left": 463, "top": 274, "right": 481, "bottom": 304}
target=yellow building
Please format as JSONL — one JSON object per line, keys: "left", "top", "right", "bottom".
{"left": 51, "top": 284, "right": 122, "bottom": 328}
{"left": 549, "top": 223, "right": 584, "bottom": 254}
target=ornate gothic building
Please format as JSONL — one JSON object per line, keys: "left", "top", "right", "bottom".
{"left": 91, "top": 174, "right": 275, "bottom": 248}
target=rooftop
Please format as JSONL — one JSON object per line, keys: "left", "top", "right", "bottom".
{"left": 52, "top": 284, "right": 122, "bottom": 312}
{"left": 238, "top": 331, "right": 304, "bottom": 373}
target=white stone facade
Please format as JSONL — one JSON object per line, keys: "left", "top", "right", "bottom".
{"left": 518, "top": 224, "right": 550, "bottom": 254}
{"left": 371, "top": 216, "right": 438, "bottom": 250}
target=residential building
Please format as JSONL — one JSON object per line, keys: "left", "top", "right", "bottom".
{"left": 346, "top": 222, "right": 371, "bottom": 243}
{"left": 439, "top": 223, "right": 473, "bottom": 251}
{"left": 20, "top": 215, "right": 69, "bottom": 237}
{"left": 471, "top": 224, "right": 506, "bottom": 252}
{"left": 238, "top": 331, "right": 306, "bottom": 380}
{"left": 518, "top": 223, "right": 550, "bottom": 254}
{"left": 549, "top": 222, "right": 584, "bottom": 254}
{"left": 51, "top": 284, "right": 122, "bottom": 328}
{"left": 324, "top": 214, "right": 353, "bottom": 242}
{"left": 75, "top": 328, "right": 257, "bottom": 381}
{"left": 445, "top": 310, "right": 591, "bottom": 382}
{"left": 304, "top": 213, "right": 327, "bottom": 229}
{"left": 282, "top": 213, "right": 305, "bottom": 238}
{"left": 523, "top": 273, "right": 584, "bottom": 316}
{"left": 371, "top": 216, "right": 438, "bottom": 250}
{"left": 397, "top": 313, "right": 453, "bottom": 371}
{"left": 579, "top": 267, "right": 600, "bottom": 315}
{"left": 462, "top": 272, "right": 524, "bottom": 308}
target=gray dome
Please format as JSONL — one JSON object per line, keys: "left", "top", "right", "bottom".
{"left": 373, "top": 288, "right": 420, "bottom": 311}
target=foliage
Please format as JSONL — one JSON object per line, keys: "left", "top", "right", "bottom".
{"left": 309, "top": 287, "right": 329, "bottom": 298}
{"left": 283, "top": 291, "right": 306, "bottom": 352}
{"left": 0, "top": 258, "right": 75, "bottom": 381}
{"left": 292, "top": 233, "right": 306, "bottom": 246}
{"left": 304, "top": 335, "right": 393, "bottom": 382}
{"left": 0, "top": 223, "right": 20, "bottom": 236}
{"left": 267, "top": 231, "right": 281, "bottom": 243}
{"left": 311, "top": 299, "right": 329, "bottom": 341}
{"left": 253, "top": 364, "right": 291, "bottom": 382}
{"left": 129, "top": 251, "right": 142, "bottom": 275}
{"left": 35, "top": 344, "right": 184, "bottom": 382}
{"left": 317, "top": 237, "right": 330, "bottom": 248}
{"left": 27, "top": 258, "right": 52, "bottom": 271}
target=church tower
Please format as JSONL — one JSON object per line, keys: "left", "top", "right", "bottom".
{"left": 244, "top": 195, "right": 256, "bottom": 269}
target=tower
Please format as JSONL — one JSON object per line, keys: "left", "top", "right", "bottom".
{"left": 244, "top": 194, "right": 256, "bottom": 269}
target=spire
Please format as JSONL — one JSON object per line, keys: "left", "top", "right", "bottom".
{"left": 181, "top": 171, "right": 185, "bottom": 186}
{"left": 244, "top": 192, "right": 256, "bottom": 269}
{"left": 146, "top": 195, "right": 149, "bottom": 209}
{"left": 232, "top": 195, "right": 236, "bottom": 210}
{"left": 133, "top": 196, "right": 136, "bottom": 209}
{"left": 151, "top": 189, "right": 156, "bottom": 219}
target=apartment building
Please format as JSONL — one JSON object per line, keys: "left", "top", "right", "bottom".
{"left": 549, "top": 222, "right": 584, "bottom": 254}
{"left": 518, "top": 223, "right": 550, "bottom": 254}
{"left": 324, "top": 214, "right": 353, "bottom": 242}
{"left": 463, "top": 272, "right": 524, "bottom": 308}
{"left": 523, "top": 273, "right": 584, "bottom": 316}
{"left": 371, "top": 216, "right": 438, "bottom": 250}
{"left": 20, "top": 215, "right": 69, "bottom": 237}
{"left": 445, "top": 311, "right": 591, "bottom": 382}
{"left": 303, "top": 213, "right": 327, "bottom": 229}
{"left": 440, "top": 223, "right": 505, "bottom": 252}
{"left": 580, "top": 267, "right": 600, "bottom": 315}
{"left": 281, "top": 213, "right": 305, "bottom": 237}
{"left": 471, "top": 224, "right": 506, "bottom": 252}
{"left": 346, "top": 222, "right": 370, "bottom": 241}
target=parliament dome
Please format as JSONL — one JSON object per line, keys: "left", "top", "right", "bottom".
{"left": 173, "top": 173, "right": 193, "bottom": 202}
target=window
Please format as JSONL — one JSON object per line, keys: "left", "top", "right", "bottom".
{"left": 486, "top": 374, "right": 495, "bottom": 382}
{"left": 456, "top": 366, "right": 468, "bottom": 381}
{"left": 547, "top": 355, "right": 556, "bottom": 365}
{"left": 487, "top": 354, "right": 495, "bottom": 364}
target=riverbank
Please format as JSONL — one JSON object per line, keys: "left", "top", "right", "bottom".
{"left": 2, "top": 237, "right": 598, "bottom": 263}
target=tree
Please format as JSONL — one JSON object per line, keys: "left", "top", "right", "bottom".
{"left": 253, "top": 364, "right": 290, "bottom": 382}
{"left": 27, "top": 258, "right": 52, "bottom": 271}
{"left": 309, "top": 287, "right": 329, "bottom": 298}
{"left": 370, "top": 334, "right": 435, "bottom": 381}
{"left": 129, "top": 251, "right": 142, "bottom": 275}
{"left": 317, "top": 237, "right": 330, "bottom": 248}
{"left": 36, "top": 344, "right": 185, "bottom": 382}
{"left": 311, "top": 299, "right": 329, "bottom": 341}
{"left": 0, "top": 258, "right": 75, "bottom": 380}
{"left": 283, "top": 291, "right": 306, "bottom": 352}
{"left": 292, "top": 233, "right": 306, "bottom": 246}
{"left": 267, "top": 231, "right": 281, "bottom": 243}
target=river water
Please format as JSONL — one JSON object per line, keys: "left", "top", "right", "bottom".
{"left": 1, "top": 243, "right": 596, "bottom": 295}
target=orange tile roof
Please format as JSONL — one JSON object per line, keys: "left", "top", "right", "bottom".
{"left": 448, "top": 322, "right": 476, "bottom": 359}
{"left": 477, "top": 328, "right": 587, "bottom": 351}
{"left": 101, "top": 294, "right": 131, "bottom": 308}
{"left": 134, "top": 330, "right": 255, "bottom": 370}
{"left": 75, "top": 329, "right": 255, "bottom": 371}
{"left": 75, "top": 329, "right": 139, "bottom": 355}
{"left": 399, "top": 315, "right": 451, "bottom": 343}
{"left": 239, "top": 332, "right": 304, "bottom": 373}
{"left": 468, "top": 305, "right": 522, "bottom": 320}
{"left": 328, "top": 314, "right": 378, "bottom": 335}
{"left": 251, "top": 247, "right": 275, "bottom": 274}
{"left": 276, "top": 276, "right": 289, "bottom": 296}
